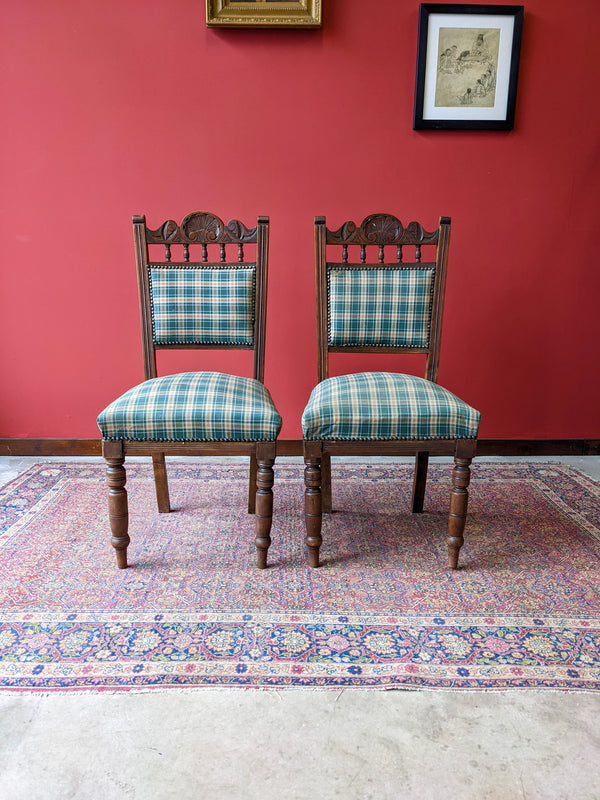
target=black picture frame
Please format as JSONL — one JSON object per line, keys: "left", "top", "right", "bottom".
{"left": 413, "top": 4, "right": 523, "bottom": 130}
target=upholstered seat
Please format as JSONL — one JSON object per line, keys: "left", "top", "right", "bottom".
{"left": 98, "top": 372, "right": 281, "bottom": 443}
{"left": 302, "top": 372, "right": 480, "bottom": 442}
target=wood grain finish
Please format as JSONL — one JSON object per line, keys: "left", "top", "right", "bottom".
{"left": 303, "top": 441, "right": 323, "bottom": 568}
{"left": 447, "top": 453, "right": 473, "bottom": 570}
{"left": 104, "top": 445, "right": 130, "bottom": 569}
{"left": 151, "top": 453, "right": 171, "bottom": 513}
{"left": 254, "top": 442, "right": 276, "bottom": 569}
{"left": 411, "top": 451, "right": 429, "bottom": 514}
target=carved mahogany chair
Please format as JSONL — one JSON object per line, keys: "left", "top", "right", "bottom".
{"left": 302, "top": 214, "right": 480, "bottom": 569}
{"left": 97, "top": 212, "right": 282, "bottom": 569}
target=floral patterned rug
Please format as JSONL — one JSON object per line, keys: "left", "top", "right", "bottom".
{"left": 1, "top": 461, "right": 599, "bottom": 692}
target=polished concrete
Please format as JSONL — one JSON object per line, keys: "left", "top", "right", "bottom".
{"left": 1, "top": 456, "right": 600, "bottom": 800}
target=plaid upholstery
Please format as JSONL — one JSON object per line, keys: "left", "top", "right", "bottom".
{"left": 328, "top": 267, "right": 435, "bottom": 347}
{"left": 149, "top": 267, "right": 255, "bottom": 345}
{"left": 302, "top": 372, "right": 480, "bottom": 441}
{"left": 97, "top": 372, "right": 282, "bottom": 442}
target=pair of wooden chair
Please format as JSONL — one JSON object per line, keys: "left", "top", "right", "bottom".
{"left": 97, "top": 212, "right": 480, "bottom": 571}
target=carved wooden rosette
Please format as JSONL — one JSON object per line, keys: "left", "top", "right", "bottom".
{"left": 145, "top": 212, "right": 258, "bottom": 246}
{"left": 326, "top": 214, "right": 440, "bottom": 247}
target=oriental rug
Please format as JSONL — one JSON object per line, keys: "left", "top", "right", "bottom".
{"left": 1, "top": 461, "right": 599, "bottom": 692}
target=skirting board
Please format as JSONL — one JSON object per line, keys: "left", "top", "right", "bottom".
{"left": 0, "top": 439, "right": 599, "bottom": 457}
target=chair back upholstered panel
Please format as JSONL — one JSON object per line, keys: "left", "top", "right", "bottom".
{"left": 134, "top": 212, "right": 269, "bottom": 382}
{"left": 327, "top": 266, "right": 436, "bottom": 348}
{"left": 315, "top": 214, "right": 451, "bottom": 383}
{"left": 149, "top": 266, "right": 256, "bottom": 346}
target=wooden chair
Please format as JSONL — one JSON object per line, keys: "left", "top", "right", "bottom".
{"left": 302, "top": 214, "right": 480, "bottom": 569}
{"left": 97, "top": 212, "right": 282, "bottom": 569}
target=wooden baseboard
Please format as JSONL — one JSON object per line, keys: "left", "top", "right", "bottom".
{"left": 0, "top": 439, "right": 103, "bottom": 456}
{"left": 1, "top": 438, "right": 599, "bottom": 457}
{"left": 476, "top": 440, "right": 600, "bottom": 456}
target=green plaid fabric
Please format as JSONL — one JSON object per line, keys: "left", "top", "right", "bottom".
{"left": 149, "top": 267, "right": 255, "bottom": 345}
{"left": 328, "top": 267, "right": 435, "bottom": 347}
{"left": 302, "top": 372, "right": 480, "bottom": 441}
{"left": 97, "top": 372, "right": 282, "bottom": 442}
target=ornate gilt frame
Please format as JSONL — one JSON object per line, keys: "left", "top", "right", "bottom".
{"left": 206, "top": 0, "right": 322, "bottom": 28}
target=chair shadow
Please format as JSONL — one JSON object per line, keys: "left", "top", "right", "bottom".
{"left": 313, "top": 508, "right": 493, "bottom": 571}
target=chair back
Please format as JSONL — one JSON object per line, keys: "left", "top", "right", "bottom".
{"left": 315, "top": 214, "right": 451, "bottom": 383}
{"left": 134, "top": 212, "right": 269, "bottom": 382}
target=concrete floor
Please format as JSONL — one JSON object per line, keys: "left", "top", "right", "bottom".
{"left": 1, "top": 456, "right": 600, "bottom": 800}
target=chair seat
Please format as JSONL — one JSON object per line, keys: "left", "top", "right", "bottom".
{"left": 301, "top": 372, "right": 480, "bottom": 441}
{"left": 97, "top": 371, "right": 282, "bottom": 442}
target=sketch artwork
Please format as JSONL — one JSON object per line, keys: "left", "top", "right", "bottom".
{"left": 435, "top": 27, "right": 500, "bottom": 108}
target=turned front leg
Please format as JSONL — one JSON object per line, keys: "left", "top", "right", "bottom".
{"left": 106, "top": 455, "right": 130, "bottom": 569}
{"left": 254, "top": 454, "right": 275, "bottom": 569}
{"left": 304, "top": 450, "right": 323, "bottom": 568}
{"left": 447, "top": 455, "right": 472, "bottom": 569}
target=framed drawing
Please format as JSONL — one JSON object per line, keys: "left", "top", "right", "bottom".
{"left": 206, "top": 0, "right": 322, "bottom": 28}
{"left": 414, "top": 4, "right": 523, "bottom": 130}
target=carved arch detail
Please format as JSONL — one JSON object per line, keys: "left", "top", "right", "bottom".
{"left": 326, "top": 214, "right": 439, "bottom": 246}
{"left": 146, "top": 212, "right": 258, "bottom": 245}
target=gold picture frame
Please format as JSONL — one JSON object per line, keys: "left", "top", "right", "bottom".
{"left": 206, "top": 0, "right": 322, "bottom": 28}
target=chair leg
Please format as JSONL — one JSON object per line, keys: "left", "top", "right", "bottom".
{"left": 447, "top": 454, "right": 473, "bottom": 569}
{"left": 321, "top": 452, "right": 332, "bottom": 514}
{"left": 304, "top": 442, "right": 323, "bottom": 567}
{"left": 248, "top": 451, "right": 258, "bottom": 514}
{"left": 254, "top": 444, "right": 276, "bottom": 569}
{"left": 152, "top": 453, "right": 171, "bottom": 513}
{"left": 106, "top": 454, "right": 130, "bottom": 569}
{"left": 411, "top": 451, "right": 429, "bottom": 513}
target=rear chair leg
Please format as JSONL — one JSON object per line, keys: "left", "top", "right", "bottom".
{"left": 412, "top": 451, "right": 429, "bottom": 513}
{"left": 152, "top": 453, "right": 171, "bottom": 513}
{"left": 106, "top": 455, "right": 130, "bottom": 569}
{"left": 248, "top": 451, "right": 258, "bottom": 514}
{"left": 321, "top": 452, "right": 332, "bottom": 514}
{"left": 447, "top": 455, "right": 473, "bottom": 569}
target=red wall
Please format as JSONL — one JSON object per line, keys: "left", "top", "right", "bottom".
{"left": 1, "top": 0, "right": 599, "bottom": 440}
